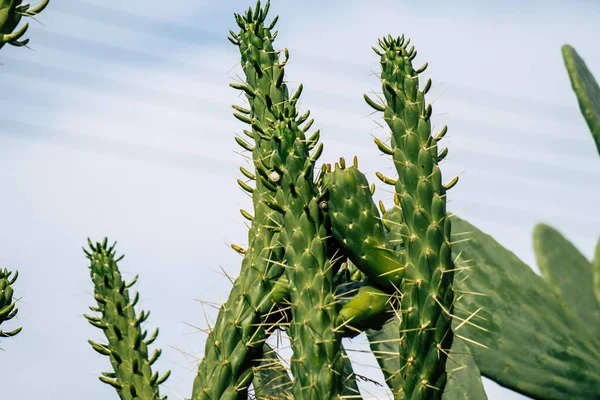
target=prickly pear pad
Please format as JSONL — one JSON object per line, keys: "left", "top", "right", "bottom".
{"left": 562, "top": 45, "right": 600, "bottom": 155}
{"left": 533, "top": 223, "right": 600, "bottom": 338}
{"left": 452, "top": 217, "right": 600, "bottom": 400}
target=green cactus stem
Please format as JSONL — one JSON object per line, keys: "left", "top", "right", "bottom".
{"left": 254, "top": 51, "right": 343, "bottom": 400}
{"left": 366, "top": 204, "right": 487, "bottom": 400}
{"left": 251, "top": 342, "right": 360, "bottom": 399}
{"left": 0, "top": 0, "right": 49, "bottom": 50}
{"left": 337, "top": 284, "right": 392, "bottom": 337}
{"left": 451, "top": 217, "right": 600, "bottom": 399}
{"left": 441, "top": 338, "right": 487, "bottom": 400}
{"left": 228, "top": 11, "right": 345, "bottom": 397}
{"left": 533, "top": 223, "right": 600, "bottom": 338}
{"left": 251, "top": 343, "right": 293, "bottom": 400}
{"left": 364, "top": 203, "right": 408, "bottom": 397}
{"left": 365, "top": 35, "right": 457, "bottom": 399}
{"left": 594, "top": 237, "right": 600, "bottom": 306}
{"left": 367, "top": 317, "right": 487, "bottom": 400}
{"left": 0, "top": 268, "right": 22, "bottom": 339}
{"left": 326, "top": 160, "right": 406, "bottom": 291}
{"left": 218, "top": 2, "right": 346, "bottom": 397}
{"left": 270, "top": 261, "right": 393, "bottom": 339}
{"left": 84, "top": 239, "right": 170, "bottom": 400}
{"left": 562, "top": 45, "right": 600, "bottom": 155}
{"left": 192, "top": 2, "right": 290, "bottom": 398}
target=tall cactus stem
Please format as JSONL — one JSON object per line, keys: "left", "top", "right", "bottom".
{"left": 85, "top": 238, "right": 170, "bottom": 400}
{"left": 370, "top": 35, "right": 456, "bottom": 399}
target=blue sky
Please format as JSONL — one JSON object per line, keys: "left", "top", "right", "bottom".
{"left": 0, "top": 1, "right": 599, "bottom": 399}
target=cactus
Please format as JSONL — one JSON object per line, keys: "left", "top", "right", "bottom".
{"left": 0, "top": 268, "right": 21, "bottom": 339}
{"left": 251, "top": 343, "right": 293, "bottom": 400}
{"left": 251, "top": 343, "right": 360, "bottom": 400}
{"left": 84, "top": 239, "right": 171, "bottom": 400}
{"left": 66, "top": 3, "right": 598, "bottom": 400}
{"left": 450, "top": 217, "right": 600, "bottom": 399}
{"left": 326, "top": 162, "right": 405, "bottom": 291}
{"left": 191, "top": 4, "right": 288, "bottom": 398}
{"left": 0, "top": 0, "right": 49, "bottom": 350}
{"left": 0, "top": 0, "right": 49, "bottom": 50}
{"left": 367, "top": 317, "right": 487, "bottom": 400}
{"left": 236, "top": 23, "right": 344, "bottom": 398}
{"left": 363, "top": 35, "right": 457, "bottom": 399}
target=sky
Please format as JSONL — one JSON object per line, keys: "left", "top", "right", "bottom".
{"left": 0, "top": 0, "right": 599, "bottom": 399}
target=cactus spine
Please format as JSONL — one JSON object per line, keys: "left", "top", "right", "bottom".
{"left": 84, "top": 239, "right": 170, "bottom": 400}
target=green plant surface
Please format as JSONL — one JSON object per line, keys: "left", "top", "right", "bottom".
{"left": 0, "top": 268, "right": 21, "bottom": 338}
{"left": 451, "top": 217, "right": 600, "bottom": 399}
{"left": 256, "top": 54, "right": 343, "bottom": 398}
{"left": 84, "top": 239, "right": 170, "bottom": 400}
{"left": 367, "top": 206, "right": 486, "bottom": 400}
{"left": 251, "top": 343, "right": 292, "bottom": 400}
{"left": 337, "top": 284, "right": 393, "bottom": 336}
{"left": 215, "top": 2, "right": 345, "bottom": 398}
{"left": 366, "top": 35, "right": 457, "bottom": 399}
{"left": 595, "top": 237, "right": 600, "bottom": 306}
{"left": 191, "top": 3, "right": 291, "bottom": 398}
{"left": 0, "top": 0, "right": 49, "bottom": 50}
{"left": 533, "top": 223, "right": 600, "bottom": 338}
{"left": 367, "top": 317, "right": 487, "bottom": 400}
{"left": 326, "top": 162, "right": 405, "bottom": 291}
{"left": 442, "top": 339, "right": 487, "bottom": 400}
{"left": 562, "top": 45, "right": 600, "bottom": 155}
{"left": 366, "top": 320, "right": 402, "bottom": 396}
{"left": 251, "top": 342, "right": 360, "bottom": 400}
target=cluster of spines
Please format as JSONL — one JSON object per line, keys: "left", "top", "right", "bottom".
{"left": 365, "top": 35, "right": 457, "bottom": 399}
{"left": 84, "top": 238, "right": 170, "bottom": 400}
{"left": 0, "top": 0, "right": 50, "bottom": 49}
{"left": 0, "top": 268, "right": 22, "bottom": 338}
